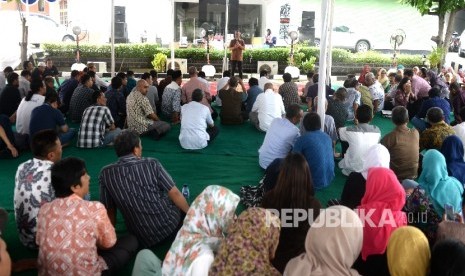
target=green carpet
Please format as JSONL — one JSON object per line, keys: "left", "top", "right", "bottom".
{"left": 0, "top": 111, "right": 396, "bottom": 275}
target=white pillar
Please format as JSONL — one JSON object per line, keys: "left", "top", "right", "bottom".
{"left": 111, "top": 0, "right": 115, "bottom": 76}
{"left": 317, "top": 0, "right": 333, "bottom": 131}
{"left": 170, "top": 0, "right": 175, "bottom": 70}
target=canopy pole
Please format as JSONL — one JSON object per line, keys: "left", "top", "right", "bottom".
{"left": 317, "top": 0, "right": 333, "bottom": 131}
{"left": 111, "top": 0, "right": 115, "bottom": 76}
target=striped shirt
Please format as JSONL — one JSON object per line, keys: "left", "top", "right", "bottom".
{"left": 99, "top": 155, "right": 181, "bottom": 247}
{"left": 77, "top": 105, "right": 114, "bottom": 148}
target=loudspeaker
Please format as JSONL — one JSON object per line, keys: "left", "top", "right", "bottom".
{"left": 299, "top": 27, "right": 315, "bottom": 42}
{"left": 115, "top": 6, "right": 126, "bottom": 23}
{"left": 301, "top": 19, "right": 314, "bottom": 28}
{"left": 302, "top": 11, "right": 315, "bottom": 21}
{"left": 115, "top": 22, "right": 127, "bottom": 38}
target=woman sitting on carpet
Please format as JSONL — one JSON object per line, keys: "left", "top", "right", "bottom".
{"left": 403, "top": 149, "right": 464, "bottom": 244}
{"left": 386, "top": 226, "right": 430, "bottom": 276}
{"left": 440, "top": 135, "right": 465, "bottom": 185}
{"left": 162, "top": 185, "right": 240, "bottom": 276}
{"left": 209, "top": 207, "right": 281, "bottom": 275}
{"left": 284, "top": 205, "right": 363, "bottom": 276}
{"left": 329, "top": 144, "right": 390, "bottom": 209}
{"left": 353, "top": 167, "right": 407, "bottom": 276}
{"left": 261, "top": 152, "right": 321, "bottom": 273}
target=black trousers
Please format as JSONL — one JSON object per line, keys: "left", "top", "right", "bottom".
{"left": 99, "top": 234, "right": 139, "bottom": 276}
{"left": 207, "top": 126, "right": 219, "bottom": 144}
{"left": 230, "top": 60, "right": 243, "bottom": 79}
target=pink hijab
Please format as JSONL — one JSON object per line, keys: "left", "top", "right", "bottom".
{"left": 357, "top": 167, "right": 407, "bottom": 260}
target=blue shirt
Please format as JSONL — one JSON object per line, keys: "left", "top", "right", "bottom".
{"left": 417, "top": 97, "right": 451, "bottom": 124}
{"left": 29, "top": 104, "right": 65, "bottom": 137}
{"left": 246, "top": 85, "right": 263, "bottom": 113}
{"left": 293, "top": 130, "right": 335, "bottom": 189}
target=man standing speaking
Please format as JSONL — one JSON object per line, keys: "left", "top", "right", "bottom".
{"left": 229, "top": 30, "right": 245, "bottom": 79}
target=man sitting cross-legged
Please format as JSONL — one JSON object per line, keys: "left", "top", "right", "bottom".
{"left": 293, "top": 112, "right": 335, "bottom": 190}
{"left": 99, "top": 130, "right": 189, "bottom": 248}
{"left": 381, "top": 106, "right": 420, "bottom": 181}
{"left": 37, "top": 157, "right": 138, "bottom": 275}
{"left": 420, "top": 107, "right": 455, "bottom": 151}
{"left": 179, "top": 88, "right": 219, "bottom": 150}
{"left": 250, "top": 82, "right": 285, "bottom": 132}
{"left": 14, "top": 130, "right": 61, "bottom": 249}
{"left": 77, "top": 90, "right": 122, "bottom": 148}
{"left": 127, "top": 79, "right": 171, "bottom": 140}
{"left": 338, "top": 104, "right": 381, "bottom": 176}
{"left": 258, "top": 104, "right": 302, "bottom": 169}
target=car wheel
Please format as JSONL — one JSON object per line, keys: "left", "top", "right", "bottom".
{"left": 314, "top": 39, "right": 320, "bottom": 47}
{"left": 355, "top": 40, "right": 370, "bottom": 53}
{"left": 62, "top": 35, "right": 75, "bottom": 42}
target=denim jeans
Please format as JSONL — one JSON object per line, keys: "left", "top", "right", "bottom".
{"left": 58, "top": 128, "right": 76, "bottom": 145}
{"left": 103, "top": 128, "right": 123, "bottom": 146}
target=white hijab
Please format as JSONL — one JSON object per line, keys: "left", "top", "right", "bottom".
{"left": 361, "top": 144, "right": 390, "bottom": 179}
{"left": 284, "top": 205, "right": 363, "bottom": 276}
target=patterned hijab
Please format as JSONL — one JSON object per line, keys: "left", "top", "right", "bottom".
{"left": 361, "top": 144, "right": 390, "bottom": 180}
{"left": 419, "top": 149, "right": 464, "bottom": 217}
{"left": 162, "top": 185, "right": 240, "bottom": 276}
{"left": 387, "top": 226, "right": 430, "bottom": 276}
{"left": 209, "top": 207, "right": 281, "bottom": 276}
{"left": 440, "top": 135, "right": 465, "bottom": 185}
{"left": 284, "top": 205, "right": 363, "bottom": 276}
{"left": 358, "top": 167, "right": 407, "bottom": 260}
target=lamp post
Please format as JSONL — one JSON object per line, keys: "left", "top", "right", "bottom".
{"left": 72, "top": 26, "right": 81, "bottom": 63}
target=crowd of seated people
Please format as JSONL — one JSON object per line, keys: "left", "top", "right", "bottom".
{"left": 3, "top": 61, "right": 465, "bottom": 276}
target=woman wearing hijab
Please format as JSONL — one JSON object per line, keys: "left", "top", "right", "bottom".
{"left": 354, "top": 167, "right": 407, "bottom": 276}
{"left": 284, "top": 205, "right": 363, "bottom": 276}
{"left": 209, "top": 207, "right": 281, "bottom": 276}
{"left": 162, "top": 185, "right": 240, "bottom": 276}
{"left": 441, "top": 135, "right": 465, "bottom": 185}
{"left": 261, "top": 152, "right": 321, "bottom": 273}
{"left": 337, "top": 144, "right": 390, "bottom": 209}
{"left": 404, "top": 149, "right": 464, "bottom": 244}
{"left": 427, "top": 70, "right": 450, "bottom": 99}
{"left": 386, "top": 226, "right": 430, "bottom": 276}
{"left": 449, "top": 82, "right": 465, "bottom": 124}
{"left": 377, "top": 68, "right": 389, "bottom": 91}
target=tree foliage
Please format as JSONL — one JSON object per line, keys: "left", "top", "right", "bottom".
{"left": 401, "top": 0, "right": 465, "bottom": 68}
{"left": 402, "top": 0, "right": 465, "bottom": 16}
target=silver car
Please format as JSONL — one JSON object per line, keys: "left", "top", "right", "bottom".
{"left": 314, "top": 25, "right": 373, "bottom": 53}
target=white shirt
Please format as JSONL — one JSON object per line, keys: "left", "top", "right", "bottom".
{"left": 453, "top": 122, "right": 465, "bottom": 159}
{"left": 251, "top": 89, "right": 285, "bottom": 131}
{"left": 94, "top": 74, "right": 109, "bottom": 88}
{"left": 179, "top": 101, "right": 214, "bottom": 150}
{"left": 258, "top": 117, "right": 300, "bottom": 169}
{"left": 18, "top": 76, "right": 30, "bottom": 98}
{"left": 16, "top": 94, "right": 45, "bottom": 134}
{"left": 369, "top": 81, "right": 385, "bottom": 112}
{"left": 215, "top": 77, "right": 229, "bottom": 107}
{"left": 258, "top": 76, "right": 272, "bottom": 91}
{"left": 338, "top": 125, "right": 381, "bottom": 176}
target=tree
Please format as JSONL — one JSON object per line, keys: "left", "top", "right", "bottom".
{"left": 7, "top": 0, "right": 29, "bottom": 65}
{"left": 401, "top": 0, "right": 465, "bottom": 68}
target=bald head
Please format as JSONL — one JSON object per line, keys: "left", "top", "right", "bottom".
{"left": 264, "top": 83, "right": 274, "bottom": 91}
{"left": 136, "top": 79, "right": 149, "bottom": 95}
{"left": 188, "top": 66, "right": 197, "bottom": 77}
